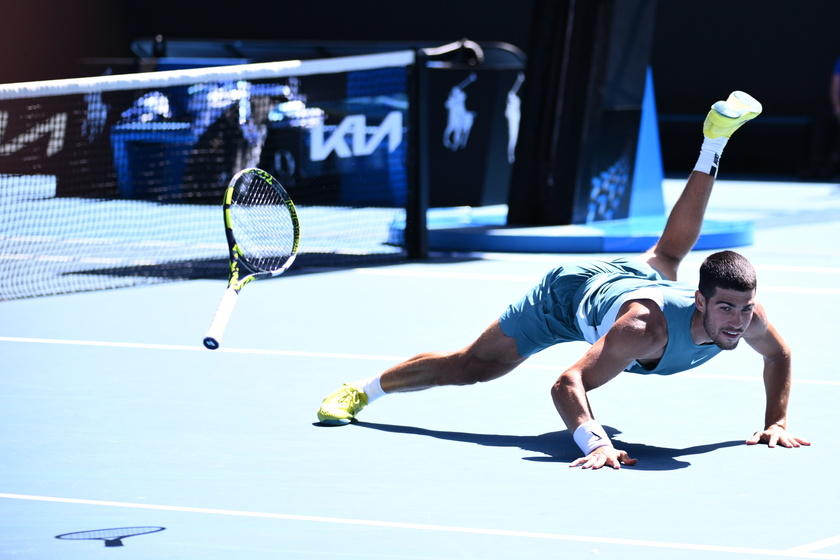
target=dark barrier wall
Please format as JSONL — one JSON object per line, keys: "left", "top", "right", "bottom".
{"left": 3, "top": 0, "right": 840, "bottom": 178}
{"left": 651, "top": 2, "right": 840, "bottom": 177}
{"left": 507, "top": 0, "right": 657, "bottom": 226}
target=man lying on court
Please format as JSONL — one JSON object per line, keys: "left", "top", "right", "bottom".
{"left": 317, "top": 91, "right": 811, "bottom": 469}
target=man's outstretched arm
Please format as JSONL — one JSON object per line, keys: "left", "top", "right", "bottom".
{"left": 744, "top": 304, "right": 811, "bottom": 448}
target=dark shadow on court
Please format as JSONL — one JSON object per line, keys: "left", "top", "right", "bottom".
{"left": 351, "top": 421, "right": 744, "bottom": 471}
{"left": 55, "top": 526, "right": 165, "bottom": 547}
{"left": 64, "top": 252, "right": 481, "bottom": 280}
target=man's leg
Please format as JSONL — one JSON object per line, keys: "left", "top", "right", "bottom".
{"left": 643, "top": 170, "right": 716, "bottom": 281}
{"left": 379, "top": 320, "right": 526, "bottom": 392}
{"left": 317, "top": 319, "right": 526, "bottom": 425}
{"left": 643, "top": 91, "right": 762, "bottom": 281}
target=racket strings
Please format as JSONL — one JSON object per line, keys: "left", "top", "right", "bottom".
{"left": 229, "top": 174, "right": 297, "bottom": 272}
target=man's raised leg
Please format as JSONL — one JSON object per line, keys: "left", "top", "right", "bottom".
{"left": 644, "top": 91, "right": 762, "bottom": 281}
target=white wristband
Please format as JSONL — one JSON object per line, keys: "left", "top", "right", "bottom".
{"left": 573, "top": 420, "right": 610, "bottom": 454}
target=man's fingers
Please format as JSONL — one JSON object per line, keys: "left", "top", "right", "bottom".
{"left": 619, "top": 451, "right": 638, "bottom": 465}
{"left": 778, "top": 434, "right": 799, "bottom": 448}
{"left": 778, "top": 435, "right": 811, "bottom": 448}
{"left": 570, "top": 453, "right": 605, "bottom": 470}
{"left": 581, "top": 454, "right": 606, "bottom": 470}
{"left": 746, "top": 429, "right": 812, "bottom": 447}
{"left": 570, "top": 448, "right": 636, "bottom": 470}
{"left": 569, "top": 456, "right": 599, "bottom": 469}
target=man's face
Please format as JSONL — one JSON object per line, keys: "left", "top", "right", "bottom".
{"left": 698, "top": 288, "right": 756, "bottom": 350}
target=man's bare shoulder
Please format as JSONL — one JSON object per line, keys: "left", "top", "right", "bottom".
{"left": 744, "top": 300, "right": 770, "bottom": 337}
{"left": 609, "top": 299, "right": 669, "bottom": 361}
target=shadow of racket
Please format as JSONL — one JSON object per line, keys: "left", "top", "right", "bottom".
{"left": 55, "top": 526, "right": 165, "bottom": 547}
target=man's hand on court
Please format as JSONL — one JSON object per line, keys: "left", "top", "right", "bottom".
{"left": 746, "top": 424, "right": 811, "bottom": 448}
{"left": 569, "top": 446, "right": 637, "bottom": 470}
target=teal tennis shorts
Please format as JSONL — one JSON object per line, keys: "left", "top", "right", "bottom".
{"left": 499, "top": 258, "right": 659, "bottom": 357}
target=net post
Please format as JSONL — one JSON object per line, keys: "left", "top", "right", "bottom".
{"left": 405, "top": 49, "right": 430, "bottom": 260}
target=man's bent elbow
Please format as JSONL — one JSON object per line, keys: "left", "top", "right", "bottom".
{"left": 551, "top": 370, "right": 584, "bottom": 401}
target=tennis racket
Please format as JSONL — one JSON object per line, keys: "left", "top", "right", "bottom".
{"left": 203, "top": 168, "right": 300, "bottom": 350}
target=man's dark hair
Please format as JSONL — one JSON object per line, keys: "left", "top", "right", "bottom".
{"left": 698, "top": 250, "right": 757, "bottom": 300}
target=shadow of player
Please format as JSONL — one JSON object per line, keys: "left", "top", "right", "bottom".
{"left": 350, "top": 421, "right": 744, "bottom": 471}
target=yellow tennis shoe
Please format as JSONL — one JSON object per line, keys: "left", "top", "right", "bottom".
{"left": 703, "top": 91, "right": 762, "bottom": 139}
{"left": 317, "top": 383, "right": 368, "bottom": 425}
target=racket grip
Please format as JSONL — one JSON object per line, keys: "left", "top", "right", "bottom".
{"left": 203, "top": 287, "right": 239, "bottom": 350}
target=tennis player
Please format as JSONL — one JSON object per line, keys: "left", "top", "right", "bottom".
{"left": 317, "top": 91, "right": 811, "bottom": 469}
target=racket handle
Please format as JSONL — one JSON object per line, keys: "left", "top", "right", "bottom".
{"left": 203, "top": 287, "right": 239, "bottom": 350}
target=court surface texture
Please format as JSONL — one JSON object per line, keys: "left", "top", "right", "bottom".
{"left": 2, "top": 179, "right": 839, "bottom": 559}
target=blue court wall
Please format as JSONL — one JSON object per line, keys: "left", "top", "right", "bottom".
{"left": 629, "top": 67, "right": 665, "bottom": 219}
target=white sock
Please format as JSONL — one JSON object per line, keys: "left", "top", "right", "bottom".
{"left": 355, "top": 375, "right": 386, "bottom": 403}
{"left": 693, "top": 136, "right": 729, "bottom": 177}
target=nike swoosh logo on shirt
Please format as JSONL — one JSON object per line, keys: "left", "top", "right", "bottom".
{"left": 691, "top": 356, "right": 709, "bottom": 365}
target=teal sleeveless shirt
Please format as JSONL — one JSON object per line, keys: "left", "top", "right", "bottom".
{"left": 574, "top": 271, "right": 722, "bottom": 376}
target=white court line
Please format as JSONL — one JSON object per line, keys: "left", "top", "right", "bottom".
{"left": 760, "top": 286, "right": 840, "bottom": 295}
{"left": 1, "top": 493, "right": 838, "bottom": 559}
{"left": 753, "top": 264, "right": 840, "bottom": 275}
{"left": 354, "top": 268, "right": 539, "bottom": 282}
{"left": 358, "top": 262, "right": 840, "bottom": 276}
{"left": 0, "top": 336, "right": 404, "bottom": 362}
{"left": 1, "top": 336, "right": 839, "bottom": 387}
{"left": 353, "top": 269, "right": 840, "bottom": 294}
{"left": 523, "top": 363, "right": 840, "bottom": 386}
{"left": 786, "top": 536, "right": 840, "bottom": 555}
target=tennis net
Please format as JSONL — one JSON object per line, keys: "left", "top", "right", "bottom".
{"left": 0, "top": 50, "right": 416, "bottom": 300}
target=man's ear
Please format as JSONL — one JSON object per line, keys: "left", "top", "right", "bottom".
{"left": 695, "top": 290, "right": 706, "bottom": 312}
